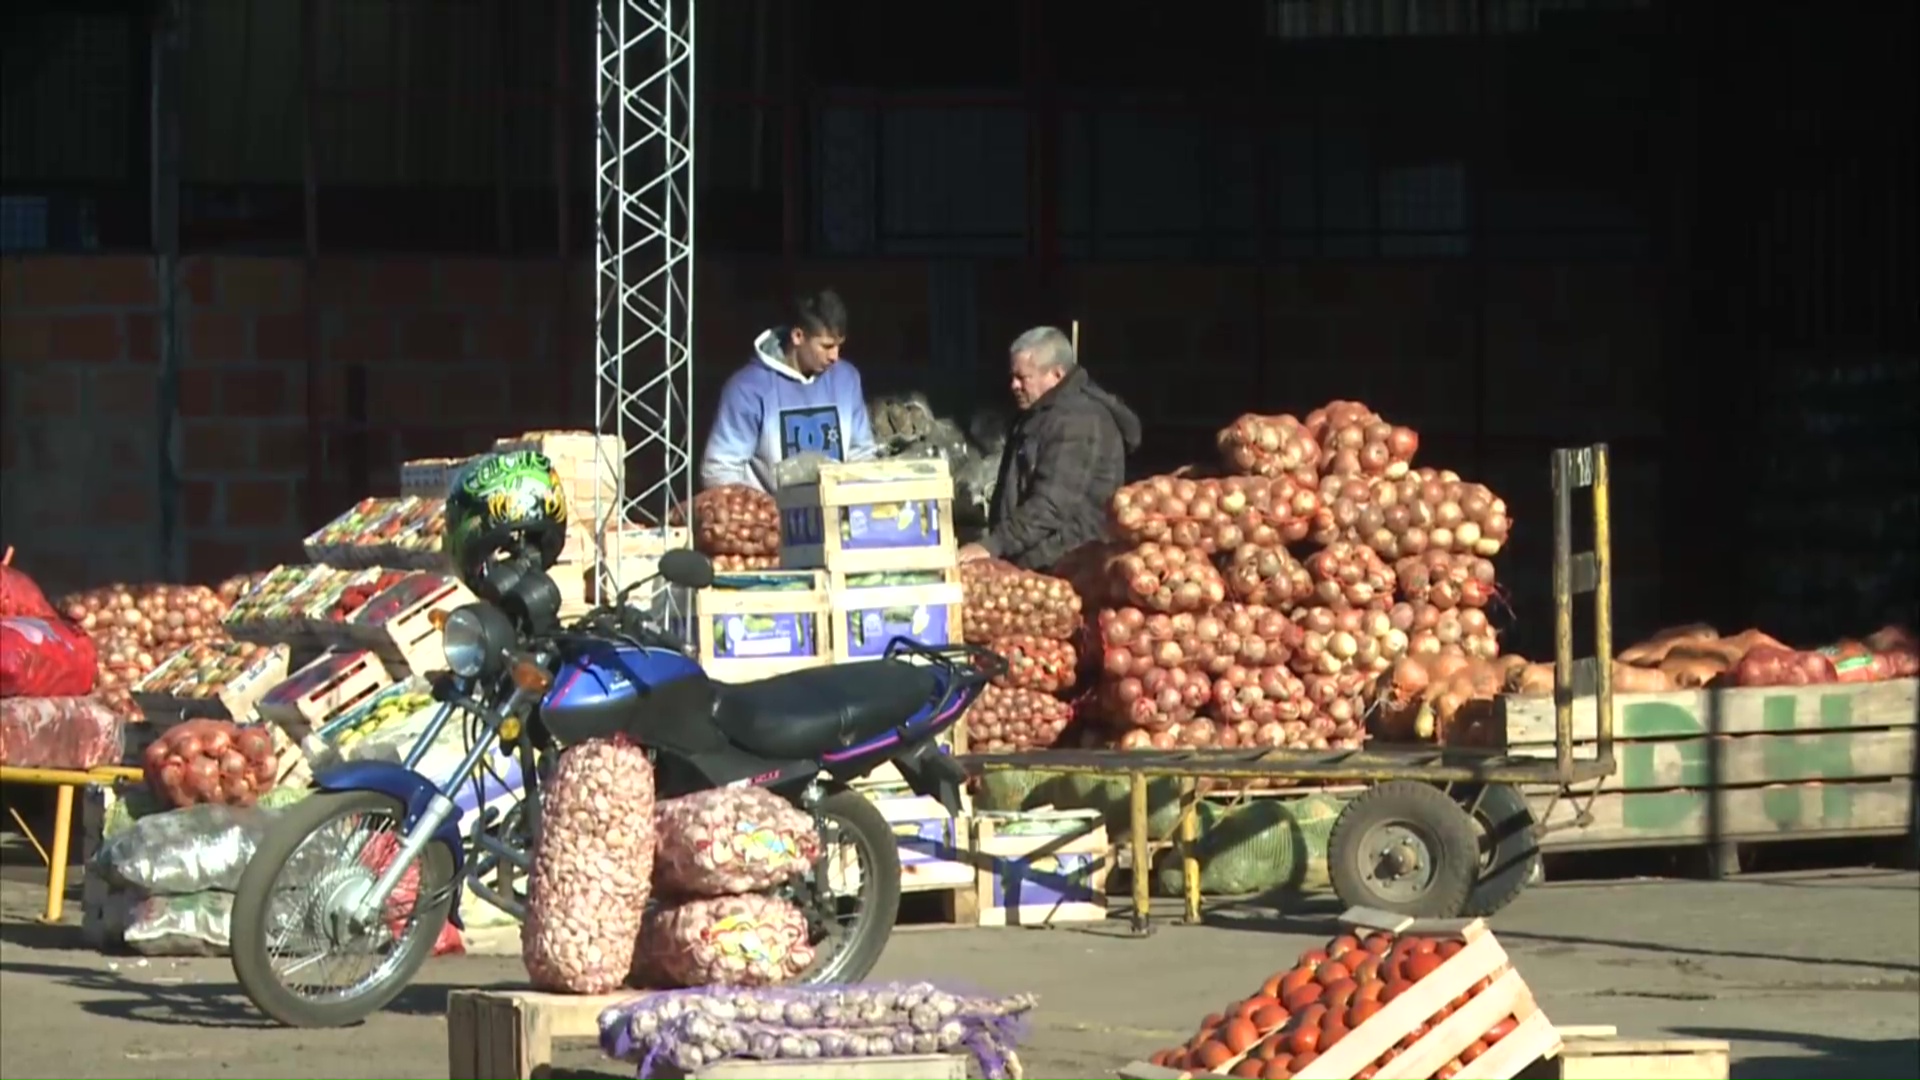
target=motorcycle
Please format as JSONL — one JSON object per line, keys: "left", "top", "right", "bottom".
{"left": 228, "top": 547, "right": 1002, "bottom": 1028}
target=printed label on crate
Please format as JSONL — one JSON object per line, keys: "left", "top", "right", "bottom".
{"left": 840, "top": 499, "right": 943, "bottom": 550}
{"left": 840, "top": 600, "right": 956, "bottom": 658}
{"left": 709, "top": 612, "right": 818, "bottom": 660}
{"left": 783, "top": 506, "right": 826, "bottom": 548}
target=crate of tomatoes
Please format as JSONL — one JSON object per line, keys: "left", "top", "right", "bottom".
{"left": 344, "top": 571, "right": 475, "bottom": 675}
{"left": 1122, "top": 907, "right": 1560, "bottom": 1079}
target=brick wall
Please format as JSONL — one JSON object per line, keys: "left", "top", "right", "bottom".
{"left": 1, "top": 254, "right": 1663, "bottom": 649}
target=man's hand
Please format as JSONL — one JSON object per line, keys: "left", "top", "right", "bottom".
{"left": 957, "top": 543, "right": 993, "bottom": 563}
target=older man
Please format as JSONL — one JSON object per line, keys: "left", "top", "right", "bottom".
{"left": 957, "top": 326, "right": 1141, "bottom": 571}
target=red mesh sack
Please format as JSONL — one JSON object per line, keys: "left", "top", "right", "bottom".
{"left": 0, "top": 615, "right": 99, "bottom": 698}
{"left": 0, "top": 563, "right": 58, "bottom": 620}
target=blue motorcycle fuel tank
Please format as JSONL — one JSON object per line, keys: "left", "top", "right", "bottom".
{"left": 541, "top": 641, "right": 704, "bottom": 734}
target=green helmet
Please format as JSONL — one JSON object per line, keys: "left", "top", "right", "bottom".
{"left": 442, "top": 450, "right": 570, "bottom": 588}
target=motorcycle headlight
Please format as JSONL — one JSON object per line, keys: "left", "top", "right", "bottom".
{"left": 442, "top": 604, "right": 513, "bottom": 677}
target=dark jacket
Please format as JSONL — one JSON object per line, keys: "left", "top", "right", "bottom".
{"left": 984, "top": 366, "right": 1143, "bottom": 571}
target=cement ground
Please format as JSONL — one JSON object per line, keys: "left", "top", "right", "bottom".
{"left": 1, "top": 867, "right": 1916, "bottom": 1079}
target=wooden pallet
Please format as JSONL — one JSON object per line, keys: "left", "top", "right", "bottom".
{"left": 446, "top": 988, "right": 969, "bottom": 1080}
{"left": 1517, "top": 1025, "right": 1729, "bottom": 1080}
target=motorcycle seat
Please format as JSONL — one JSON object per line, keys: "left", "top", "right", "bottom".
{"left": 712, "top": 660, "right": 939, "bottom": 761}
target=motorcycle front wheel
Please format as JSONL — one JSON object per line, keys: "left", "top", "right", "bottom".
{"left": 230, "top": 790, "right": 456, "bottom": 1028}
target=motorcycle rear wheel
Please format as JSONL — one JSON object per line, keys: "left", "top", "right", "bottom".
{"left": 230, "top": 790, "right": 456, "bottom": 1028}
{"left": 796, "top": 788, "right": 901, "bottom": 985}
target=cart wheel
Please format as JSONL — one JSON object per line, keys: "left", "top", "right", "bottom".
{"left": 1329, "top": 782, "right": 1478, "bottom": 918}
{"left": 1460, "top": 784, "right": 1540, "bottom": 917}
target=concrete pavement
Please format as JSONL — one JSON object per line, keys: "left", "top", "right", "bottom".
{"left": 1, "top": 869, "right": 1916, "bottom": 1078}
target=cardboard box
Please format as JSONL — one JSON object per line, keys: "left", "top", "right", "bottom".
{"left": 971, "top": 809, "right": 1110, "bottom": 926}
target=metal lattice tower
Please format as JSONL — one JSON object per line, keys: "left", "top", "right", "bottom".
{"left": 592, "top": 0, "right": 695, "bottom": 586}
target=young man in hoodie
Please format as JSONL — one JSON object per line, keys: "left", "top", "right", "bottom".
{"left": 700, "top": 289, "right": 878, "bottom": 492}
{"left": 958, "top": 326, "right": 1142, "bottom": 572}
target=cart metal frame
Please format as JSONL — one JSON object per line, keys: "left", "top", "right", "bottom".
{"left": 958, "top": 444, "right": 1618, "bottom": 933}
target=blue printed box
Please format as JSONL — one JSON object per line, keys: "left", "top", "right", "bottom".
{"left": 830, "top": 581, "right": 964, "bottom": 662}
{"left": 972, "top": 810, "right": 1109, "bottom": 926}
{"left": 693, "top": 570, "right": 830, "bottom": 682}
{"left": 777, "top": 459, "right": 955, "bottom": 574}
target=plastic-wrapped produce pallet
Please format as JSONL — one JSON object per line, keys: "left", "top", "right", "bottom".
{"left": 446, "top": 989, "right": 970, "bottom": 1080}
{"left": 1497, "top": 677, "right": 1917, "bottom": 854}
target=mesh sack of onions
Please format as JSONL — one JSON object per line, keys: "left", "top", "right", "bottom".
{"left": 1109, "top": 543, "right": 1227, "bottom": 614}
{"left": 141, "top": 720, "right": 278, "bottom": 809}
{"left": 598, "top": 983, "right": 1037, "bottom": 1079}
{"left": 670, "top": 485, "right": 782, "bottom": 557}
{"left": 634, "top": 893, "right": 814, "bottom": 989}
{"left": 1222, "top": 543, "right": 1314, "bottom": 610}
{"left": 988, "top": 634, "right": 1077, "bottom": 694}
{"left": 1109, "top": 475, "right": 1319, "bottom": 551}
{"left": 969, "top": 683, "right": 1074, "bottom": 751}
{"left": 653, "top": 788, "right": 821, "bottom": 898}
{"left": 1216, "top": 413, "right": 1321, "bottom": 480}
{"left": 1303, "top": 540, "right": 1397, "bottom": 611}
{"left": 1097, "top": 664, "right": 1210, "bottom": 730}
{"left": 1371, "top": 654, "right": 1522, "bottom": 744}
{"left": 1203, "top": 663, "right": 1309, "bottom": 728}
{"left": 1394, "top": 551, "right": 1501, "bottom": 609}
{"left": 1096, "top": 605, "right": 1295, "bottom": 684}
{"left": 1391, "top": 600, "right": 1500, "bottom": 661}
{"left": 1049, "top": 540, "right": 1131, "bottom": 609}
{"left": 959, "top": 560, "right": 1082, "bottom": 643}
{"left": 1303, "top": 399, "right": 1419, "bottom": 478}
{"left": 711, "top": 553, "right": 781, "bottom": 572}
{"left": 1291, "top": 606, "right": 1410, "bottom": 679}
{"left": 523, "top": 738, "right": 656, "bottom": 993}
{"left": 1360, "top": 468, "right": 1512, "bottom": 560}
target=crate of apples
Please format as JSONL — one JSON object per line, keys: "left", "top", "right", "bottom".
{"left": 1129, "top": 911, "right": 1558, "bottom": 1080}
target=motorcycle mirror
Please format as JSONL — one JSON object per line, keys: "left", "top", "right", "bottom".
{"left": 658, "top": 549, "right": 716, "bottom": 589}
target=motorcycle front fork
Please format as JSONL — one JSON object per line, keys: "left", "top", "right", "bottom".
{"left": 343, "top": 687, "right": 533, "bottom": 927}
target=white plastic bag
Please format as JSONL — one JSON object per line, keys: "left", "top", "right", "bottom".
{"left": 93, "top": 804, "right": 270, "bottom": 896}
{"left": 123, "top": 891, "right": 233, "bottom": 956}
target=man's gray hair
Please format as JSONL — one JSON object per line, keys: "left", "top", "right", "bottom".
{"left": 1009, "top": 326, "right": 1077, "bottom": 372}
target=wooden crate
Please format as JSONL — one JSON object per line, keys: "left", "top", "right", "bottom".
{"left": 131, "top": 642, "right": 290, "bottom": 723}
{"left": 972, "top": 810, "right": 1111, "bottom": 927}
{"left": 1500, "top": 679, "right": 1917, "bottom": 851}
{"left": 777, "top": 459, "right": 956, "bottom": 575}
{"left": 872, "top": 793, "right": 976, "bottom": 892}
{"left": 256, "top": 649, "right": 394, "bottom": 743}
{"left": 493, "top": 430, "right": 626, "bottom": 514}
{"left": 399, "top": 455, "right": 478, "bottom": 499}
{"left": 1517, "top": 1027, "right": 1728, "bottom": 1080}
{"left": 694, "top": 570, "right": 831, "bottom": 684}
{"left": 446, "top": 988, "right": 969, "bottom": 1080}
{"left": 551, "top": 525, "right": 692, "bottom": 617}
{"left": 344, "top": 572, "right": 474, "bottom": 674}
{"left": 1116, "top": 908, "right": 1560, "bottom": 1080}
{"left": 828, "top": 576, "right": 966, "bottom": 663}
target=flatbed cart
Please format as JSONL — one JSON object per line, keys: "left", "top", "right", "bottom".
{"left": 957, "top": 444, "right": 1621, "bottom": 932}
